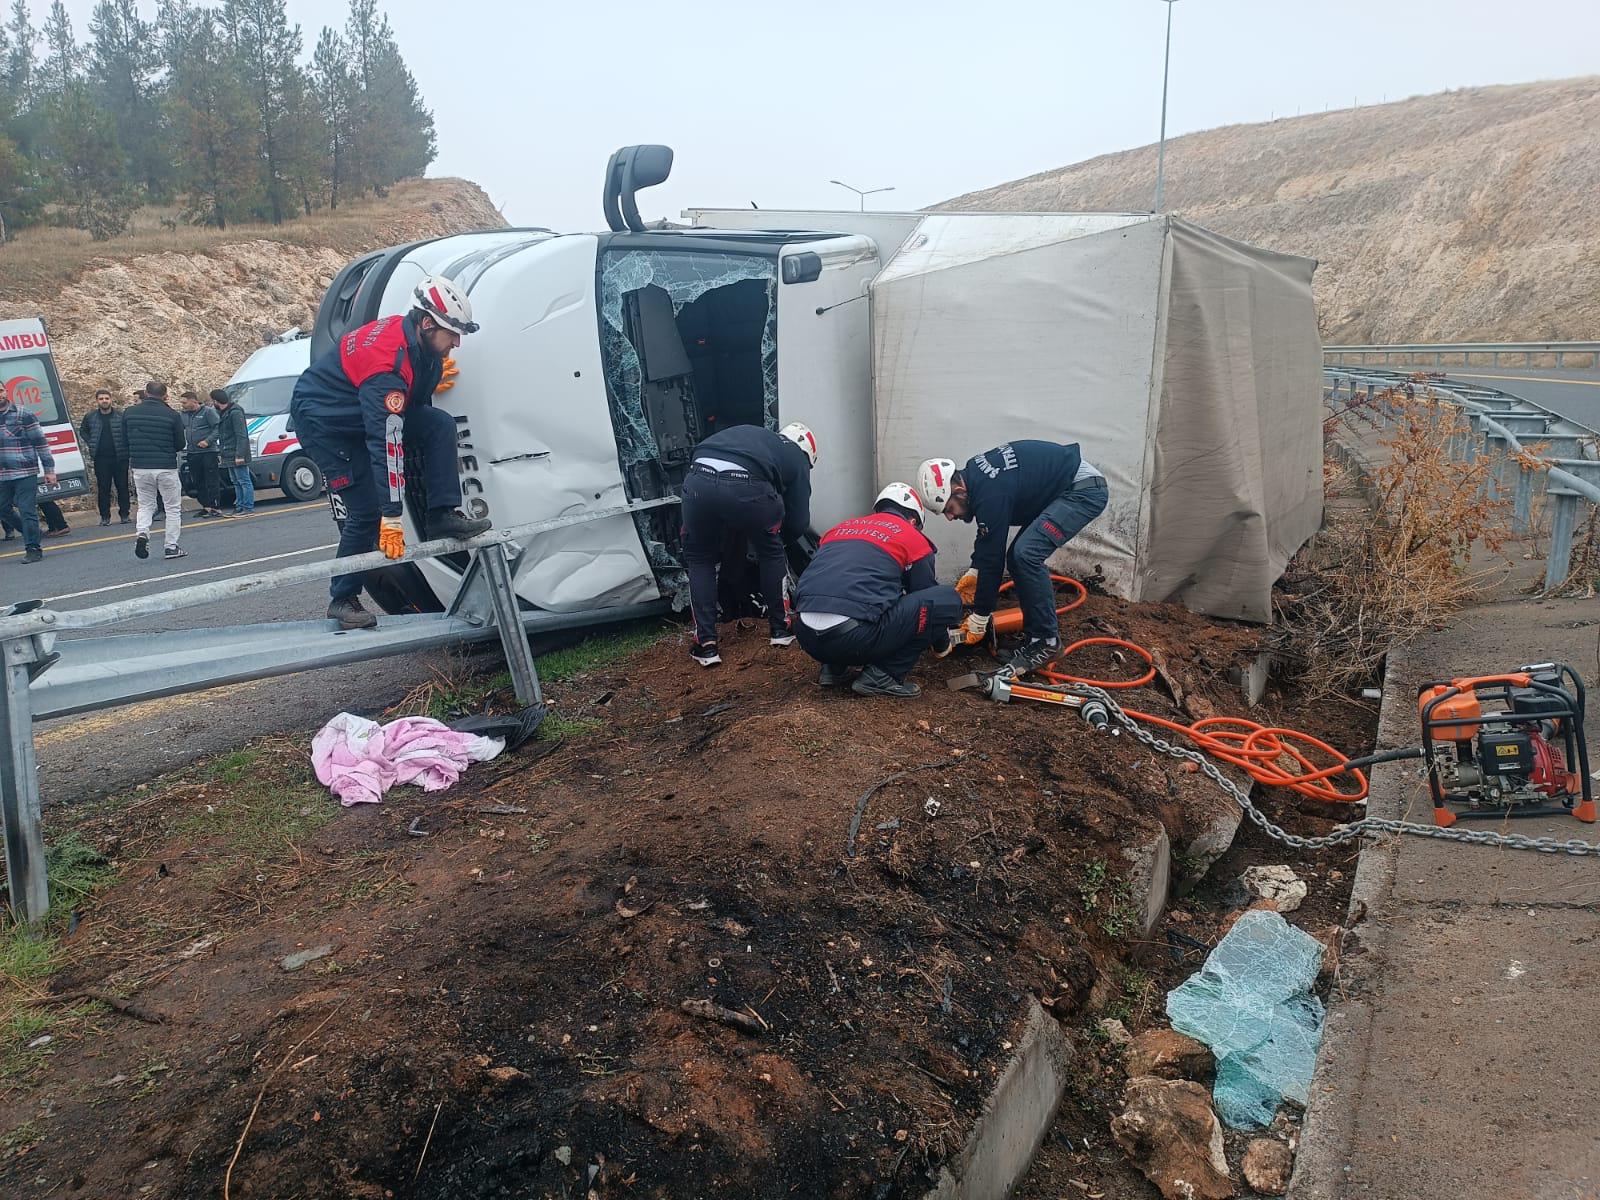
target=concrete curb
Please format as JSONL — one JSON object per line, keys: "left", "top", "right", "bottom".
{"left": 1287, "top": 638, "right": 1416, "bottom": 1200}
{"left": 923, "top": 999, "right": 1075, "bottom": 1200}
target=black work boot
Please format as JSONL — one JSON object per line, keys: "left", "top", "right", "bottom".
{"left": 429, "top": 508, "right": 492, "bottom": 540}
{"left": 1001, "top": 637, "right": 1060, "bottom": 679}
{"left": 818, "top": 663, "right": 855, "bottom": 687}
{"left": 328, "top": 596, "right": 378, "bottom": 630}
{"left": 852, "top": 666, "right": 921, "bottom": 698}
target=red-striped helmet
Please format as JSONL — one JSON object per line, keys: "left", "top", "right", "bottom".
{"left": 917, "top": 458, "right": 958, "bottom": 513}
{"left": 874, "top": 482, "right": 926, "bottom": 528}
{"left": 412, "top": 275, "right": 479, "bottom": 335}
{"left": 780, "top": 422, "right": 819, "bottom": 468}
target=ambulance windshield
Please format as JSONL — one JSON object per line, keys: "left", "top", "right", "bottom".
{"left": 223, "top": 374, "right": 296, "bottom": 417}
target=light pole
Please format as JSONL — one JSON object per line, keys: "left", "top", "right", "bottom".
{"left": 829, "top": 180, "right": 895, "bottom": 212}
{"left": 1153, "top": 0, "right": 1180, "bottom": 212}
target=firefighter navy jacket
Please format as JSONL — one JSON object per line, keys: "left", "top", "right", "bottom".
{"left": 291, "top": 313, "right": 445, "bottom": 517}
{"left": 961, "top": 440, "right": 1082, "bottom": 615}
{"left": 692, "top": 424, "right": 813, "bottom": 543}
{"left": 794, "top": 511, "right": 938, "bottom": 622}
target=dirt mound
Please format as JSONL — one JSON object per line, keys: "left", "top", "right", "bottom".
{"left": 0, "top": 177, "right": 505, "bottom": 412}
{"left": 0, "top": 591, "right": 1372, "bottom": 1200}
{"left": 939, "top": 76, "right": 1600, "bottom": 343}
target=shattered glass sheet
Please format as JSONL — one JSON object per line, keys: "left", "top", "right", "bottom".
{"left": 598, "top": 249, "right": 778, "bottom": 469}
{"left": 1166, "top": 909, "right": 1326, "bottom": 1129}
{"left": 599, "top": 250, "right": 778, "bottom": 609}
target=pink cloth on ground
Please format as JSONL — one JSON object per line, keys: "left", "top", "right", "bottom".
{"left": 311, "top": 712, "right": 505, "bottom": 806}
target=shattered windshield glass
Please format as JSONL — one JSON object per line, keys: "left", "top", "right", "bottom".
{"left": 599, "top": 248, "right": 779, "bottom": 602}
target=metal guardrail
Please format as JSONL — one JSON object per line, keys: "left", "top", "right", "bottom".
{"left": 0, "top": 498, "right": 681, "bottom": 924}
{"left": 1323, "top": 366, "right": 1600, "bottom": 592}
{"left": 1324, "top": 341, "right": 1600, "bottom": 369}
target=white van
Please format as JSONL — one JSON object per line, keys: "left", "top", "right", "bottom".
{"left": 213, "top": 334, "right": 323, "bottom": 502}
{"left": 0, "top": 318, "right": 89, "bottom": 504}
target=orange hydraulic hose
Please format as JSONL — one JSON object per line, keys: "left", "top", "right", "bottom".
{"left": 987, "top": 575, "right": 1369, "bottom": 804}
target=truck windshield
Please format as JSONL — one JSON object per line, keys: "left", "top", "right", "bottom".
{"left": 224, "top": 375, "right": 296, "bottom": 417}
{"left": 1, "top": 355, "right": 67, "bottom": 425}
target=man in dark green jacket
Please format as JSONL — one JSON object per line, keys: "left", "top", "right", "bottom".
{"left": 211, "top": 389, "right": 253, "bottom": 515}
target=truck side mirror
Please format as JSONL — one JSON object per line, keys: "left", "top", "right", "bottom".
{"left": 781, "top": 253, "right": 823, "bottom": 285}
{"left": 603, "top": 145, "right": 675, "bottom": 233}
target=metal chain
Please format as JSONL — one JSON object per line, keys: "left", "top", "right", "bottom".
{"left": 1070, "top": 685, "right": 1600, "bottom": 858}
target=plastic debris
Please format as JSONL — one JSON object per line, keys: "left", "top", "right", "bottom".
{"left": 1166, "top": 909, "right": 1325, "bottom": 1128}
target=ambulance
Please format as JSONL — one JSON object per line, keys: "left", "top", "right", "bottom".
{"left": 216, "top": 333, "right": 322, "bottom": 502}
{"left": 0, "top": 318, "right": 88, "bottom": 502}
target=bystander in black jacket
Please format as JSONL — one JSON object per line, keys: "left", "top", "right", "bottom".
{"left": 123, "top": 395, "right": 186, "bottom": 470}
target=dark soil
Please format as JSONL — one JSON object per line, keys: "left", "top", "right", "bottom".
{"left": 0, "top": 591, "right": 1372, "bottom": 1200}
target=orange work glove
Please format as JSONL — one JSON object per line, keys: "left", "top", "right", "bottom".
{"left": 379, "top": 515, "right": 406, "bottom": 560}
{"left": 435, "top": 356, "right": 459, "bottom": 393}
{"left": 959, "top": 612, "right": 991, "bottom": 647}
{"left": 955, "top": 569, "right": 979, "bottom": 606}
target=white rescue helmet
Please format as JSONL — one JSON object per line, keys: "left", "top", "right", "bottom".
{"left": 413, "top": 275, "right": 480, "bottom": 336}
{"left": 780, "top": 421, "right": 819, "bottom": 468}
{"left": 874, "top": 482, "right": 926, "bottom": 528}
{"left": 916, "top": 458, "right": 959, "bottom": 513}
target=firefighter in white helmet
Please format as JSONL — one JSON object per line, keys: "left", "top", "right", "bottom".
{"left": 790, "top": 482, "right": 963, "bottom": 698}
{"left": 291, "top": 275, "right": 490, "bottom": 630}
{"left": 916, "top": 441, "right": 1107, "bottom": 677}
{"left": 680, "top": 420, "right": 818, "bottom": 667}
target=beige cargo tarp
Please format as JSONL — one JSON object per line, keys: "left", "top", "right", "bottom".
{"left": 870, "top": 213, "right": 1322, "bottom": 624}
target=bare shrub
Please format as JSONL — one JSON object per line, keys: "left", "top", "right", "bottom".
{"left": 1279, "top": 386, "right": 1512, "bottom": 698}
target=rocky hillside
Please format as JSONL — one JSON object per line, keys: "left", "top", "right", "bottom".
{"left": 0, "top": 177, "right": 506, "bottom": 407}
{"left": 940, "top": 77, "right": 1600, "bottom": 344}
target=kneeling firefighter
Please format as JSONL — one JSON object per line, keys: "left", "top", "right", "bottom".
{"left": 291, "top": 276, "right": 492, "bottom": 630}
{"left": 917, "top": 440, "right": 1108, "bottom": 677}
{"left": 681, "top": 421, "right": 818, "bottom": 667}
{"left": 792, "top": 483, "right": 963, "bottom": 698}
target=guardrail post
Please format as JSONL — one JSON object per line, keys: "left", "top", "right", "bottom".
{"left": 479, "top": 543, "right": 543, "bottom": 708}
{"left": 1545, "top": 492, "right": 1580, "bottom": 591}
{"left": 1514, "top": 465, "right": 1535, "bottom": 535}
{"left": 1, "top": 633, "right": 49, "bottom": 924}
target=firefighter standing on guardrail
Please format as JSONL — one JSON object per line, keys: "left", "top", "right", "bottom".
{"left": 290, "top": 276, "right": 492, "bottom": 631}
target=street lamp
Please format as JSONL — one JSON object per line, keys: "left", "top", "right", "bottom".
{"left": 1153, "top": 0, "right": 1180, "bottom": 212}
{"left": 829, "top": 179, "right": 895, "bottom": 212}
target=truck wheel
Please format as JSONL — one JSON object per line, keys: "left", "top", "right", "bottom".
{"left": 279, "top": 455, "right": 324, "bottom": 502}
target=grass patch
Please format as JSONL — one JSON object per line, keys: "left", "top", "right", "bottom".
{"left": 535, "top": 622, "right": 666, "bottom": 684}
{"left": 541, "top": 712, "right": 603, "bottom": 740}
{"left": 176, "top": 754, "right": 335, "bottom": 860}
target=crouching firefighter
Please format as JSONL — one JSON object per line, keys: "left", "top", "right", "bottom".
{"left": 917, "top": 441, "right": 1108, "bottom": 677}
{"left": 682, "top": 421, "right": 818, "bottom": 667}
{"left": 793, "top": 483, "right": 963, "bottom": 699}
{"left": 291, "top": 276, "right": 492, "bottom": 630}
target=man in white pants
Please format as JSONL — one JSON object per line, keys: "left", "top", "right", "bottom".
{"left": 122, "top": 381, "right": 188, "bottom": 560}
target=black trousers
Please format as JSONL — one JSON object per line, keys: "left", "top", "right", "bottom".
{"left": 94, "top": 457, "right": 130, "bottom": 519}
{"left": 796, "top": 585, "right": 963, "bottom": 681}
{"left": 681, "top": 467, "right": 788, "bottom": 643}
{"left": 187, "top": 451, "right": 220, "bottom": 510}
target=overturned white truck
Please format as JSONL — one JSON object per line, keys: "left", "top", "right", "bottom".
{"left": 317, "top": 146, "right": 1322, "bottom": 625}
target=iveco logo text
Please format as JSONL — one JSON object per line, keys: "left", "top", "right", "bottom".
{"left": 454, "top": 413, "right": 489, "bottom": 520}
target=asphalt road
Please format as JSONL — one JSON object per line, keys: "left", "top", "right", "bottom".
{"left": 1434, "top": 363, "right": 1600, "bottom": 430}
{"left": 2, "top": 494, "right": 453, "bottom": 807}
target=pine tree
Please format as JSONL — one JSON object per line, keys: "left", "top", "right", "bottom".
{"left": 88, "top": 0, "right": 169, "bottom": 199}
{"left": 38, "top": 0, "right": 75, "bottom": 97}
{"left": 38, "top": 80, "right": 133, "bottom": 237}
{"left": 6, "top": 1, "right": 35, "bottom": 111}
{"left": 309, "top": 26, "right": 351, "bottom": 208}
{"left": 223, "top": 0, "right": 302, "bottom": 224}
{"left": 341, "top": 0, "right": 433, "bottom": 196}
{"left": 167, "top": 8, "right": 256, "bottom": 228}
